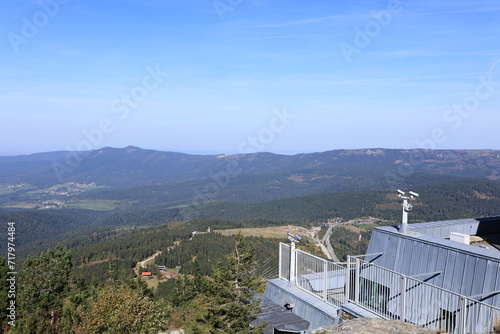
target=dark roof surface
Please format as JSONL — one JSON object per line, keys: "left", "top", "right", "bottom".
{"left": 253, "top": 295, "right": 310, "bottom": 334}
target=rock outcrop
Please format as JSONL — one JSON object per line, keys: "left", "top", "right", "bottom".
{"left": 311, "top": 318, "right": 440, "bottom": 334}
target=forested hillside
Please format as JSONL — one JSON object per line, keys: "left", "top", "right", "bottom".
{"left": 1, "top": 233, "right": 267, "bottom": 333}
{"left": 0, "top": 148, "right": 498, "bottom": 204}
{"left": 1, "top": 177, "right": 499, "bottom": 260}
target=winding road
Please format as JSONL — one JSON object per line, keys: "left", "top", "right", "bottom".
{"left": 322, "top": 224, "right": 340, "bottom": 262}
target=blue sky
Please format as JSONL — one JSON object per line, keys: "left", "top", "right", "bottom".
{"left": 1, "top": 0, "right": 499, "bottom": 156}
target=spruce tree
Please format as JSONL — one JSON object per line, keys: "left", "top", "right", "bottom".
{"left": 76, "top": 284, "right": 169, "bottom": 334}
{"left": 186, "top": 233, "right": 265, "bottom": 333}
{"left": 14, "top": 245, "right": 72, "bottom": 334}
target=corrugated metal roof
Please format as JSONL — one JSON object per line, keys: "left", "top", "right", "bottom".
{"left": 406, "top": 216, "right": 500, "bottom": 239}
{"left": 374, "top": 227, "right": 500, "bottom": 261}
{"left": 253, "top": 296, "right": 310, "bottom": 334}
{"left": 366, "top": 217, "right": 500, "bottom": 307}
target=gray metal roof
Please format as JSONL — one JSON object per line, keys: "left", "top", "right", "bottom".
{"left": 253, "top": 294, "right": 310, "bottom": 334}
{"left": 407, "top": 216, "right": 500, "bottom": 239}
{"left": 366, "top": 217, "right": 500, "bottom": 306}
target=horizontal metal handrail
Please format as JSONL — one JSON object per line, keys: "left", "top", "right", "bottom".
{"left": 350, "top": 252, "right": 384, "bottom": 258}
{"left": 294, "top": 248, "right": 347, "bottom": 267}
{"left": 409, "top": 270, "right": 443, "bottom": 278}
{"left": 278, "top": 245, "right": 500, "bottom": 334}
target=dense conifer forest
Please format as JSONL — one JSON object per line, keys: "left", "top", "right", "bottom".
{"left": 1, "top": 233, "right": 268, "bottom": 333}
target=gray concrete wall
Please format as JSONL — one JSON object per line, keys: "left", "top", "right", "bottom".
{"left": 264, "top": 279, "right": 340, "bottom": 333}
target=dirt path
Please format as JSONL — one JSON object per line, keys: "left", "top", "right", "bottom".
{"left": 136, "top": 251, "right": 161, "bottom": 269}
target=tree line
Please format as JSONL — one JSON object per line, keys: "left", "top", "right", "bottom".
{"left": 0, "top": 233, "right": 266, "bottom": 333}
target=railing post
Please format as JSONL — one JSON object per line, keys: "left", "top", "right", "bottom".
{"left": 400, "top": 275, "right": 407, "bottom": 322}
{"left": 279, "top": 243, "right": 282, "bottom": 280}
{"left": 323, "top": 260, "right": 328, "bottom": 301}
{"left": 459, "top": 296, "right": 467, "bottom": 334}
{"left": 345, "top": 256, "right": 351, "bottom": 302}
{"left": 289, "top": 241, "right": 296, "bottom": 285}
{"left": 354, "top": 258, "right": 360, "bottom": 305}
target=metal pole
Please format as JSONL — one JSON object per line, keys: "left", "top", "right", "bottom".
{"left": 400, "top": 275, "right": 407, "bottom": 322}
{"left": 345, "top": 255, "right": 351, "bottom": 302}
{"left": 290, "top": 241, "right": 296, "bottom": 285}
{"left": 355, "top": 258, "right": 360, "bottom": 305}
{"left": 459, "top": 296, "right": 467, "bottom": 334}
{"left": 400, "top": 199, "right": 410, "bottom": 233}
{"left": 278, "top": 243, "right": 282, "bottom": 280}
{"left": 323, "top": 260, "right": 328, "bottom": 302}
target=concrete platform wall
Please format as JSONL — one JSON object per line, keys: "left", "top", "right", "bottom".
{"left": 264, "top": 279, "right": 341, "bottom": 333}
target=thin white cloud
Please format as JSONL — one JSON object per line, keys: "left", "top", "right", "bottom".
{"left": 405, "top": 7, "right": 500, "bottom": 17}
{"left": 234, "top": 34, "right": 324, "bottom": 41}
{"left": 252, "top": 14, "right": 366, "bottom": 28}
{"left": 366, "top": 50, "right": 500, "bottom": 58}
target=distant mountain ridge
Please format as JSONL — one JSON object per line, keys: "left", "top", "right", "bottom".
{"left": 1, "top": 146, "right": 499, "bottom": 257}
{"left": 0, "top": 146, "right": 498, "bottom": 191}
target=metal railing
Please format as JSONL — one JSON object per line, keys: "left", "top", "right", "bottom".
{"left": 279, "top": 242, "right": 290, "bottom": 281}
{"left": 295, "top": 249, "right": 347, "bottom": 308}
{"left": 464, "top": 296, "right": 500, "bottom": 334}
{"left": 345, "top": 257, "right": 500, "bottom": 334}
{"left": 277, "top": 244, "right": 500, "bottom": 334}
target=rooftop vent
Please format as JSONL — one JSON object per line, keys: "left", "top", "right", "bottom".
{"left": 450, "top": 232, "right": 470, "bottom": 245}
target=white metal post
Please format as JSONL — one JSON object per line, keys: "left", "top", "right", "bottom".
{"left": 459, "top": 296, "right": 467, "bottom": 334}
{"left": 345, "top": 255, "right": 351, "bottom": 302}
{"left": 289, "top": 241, "right": 296, "bottom": 285}
{"left": 397, "top": 190, "right": 418, "bottom": 234}
{"left": 400, "top": 275, "right": 407, "bottom": 322}
{"left": 278, "top": 242, "right": 283, "bottom": 280}
{"left": 323, "top": 260, "right": 328, "bottom": 301}
{"left": 400, "top": 199, "right": 410, "bottom": 233}
{"left": 355, "top": 258, "right": 360, "bottom": 305}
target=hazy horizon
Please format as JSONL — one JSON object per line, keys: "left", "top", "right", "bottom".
{"left": 1, "top": 0, "right": 499, "bottom": 156}
{"left": 2, "top": 144, "right": 500, "bottom": 158}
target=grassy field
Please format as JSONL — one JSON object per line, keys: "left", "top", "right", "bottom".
{"left": 0, "top": 188, "right": 14, "bottom": 195}
{"left": 66, "top": 200, "right": 119, "bottom": 211}
{"left": 4, "top": 202, "right": 39, "bottom": 209}
{"left": 218, "top": 225, "right": 313, "bottom": 241}
{"left": 342, "top": 221, "right": 385, "bottom": 233}
{"left": 342, "top": 224, "right": 365, "bottom": 233}
{"left": 0, "top": 184, "right": 36, "bottom": 195}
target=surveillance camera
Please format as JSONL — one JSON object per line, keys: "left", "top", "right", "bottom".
{"left": 287, "top": 232, "right": 294, "bottom": 238}
{"left": 404, "top": 204, "right": 413, "bottom": 212}
{"left": 295, "top": 235, "right": 302, "bottom": 241}
{"left": 409, "top": 191, "right": 419, "bottom": 197}
{"left": 397, "top": 189, "right": 405, "bottom": 196}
